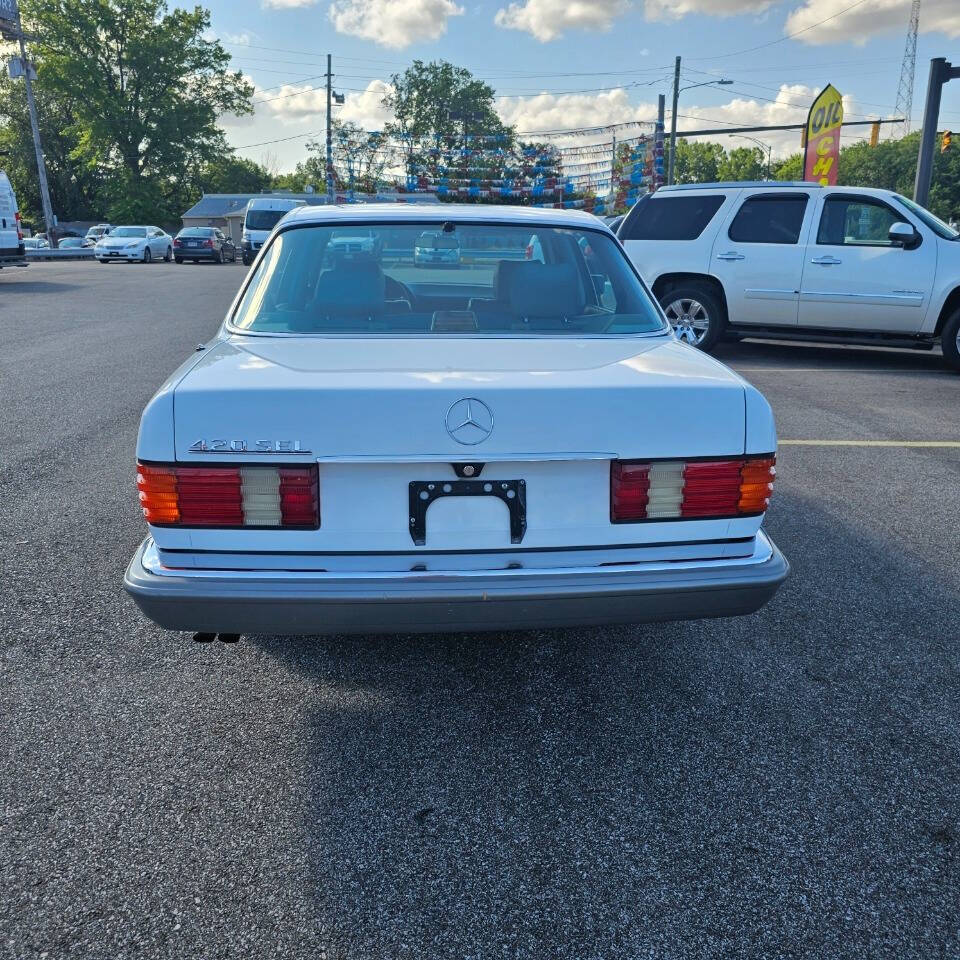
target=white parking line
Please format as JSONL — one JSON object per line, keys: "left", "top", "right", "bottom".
{"left": 780, "top": 440, "right": 960, "bottom": 448}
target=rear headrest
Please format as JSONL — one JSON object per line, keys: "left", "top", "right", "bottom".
{"left": 314, "top": 260, "right": 385, "bottom": 315}
{"left": 503, "top": 262, "right": 584, "bottom": 318}
{"left": 491, "top": 259, "right": 525, "bottom": 300}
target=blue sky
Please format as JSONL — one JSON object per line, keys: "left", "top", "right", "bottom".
{"left": 206, "top": 0, "right": 960, "bottom": 172}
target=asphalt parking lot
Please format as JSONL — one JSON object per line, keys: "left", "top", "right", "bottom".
{"left": 2, "top": 261, "right": 959, "bottom": 959}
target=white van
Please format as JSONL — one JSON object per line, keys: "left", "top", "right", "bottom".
{"left": 241, "top": 197, "right": 306, "bottom": 265}
{"left": 0, "top": 172, "right": 26, "bottom": 268}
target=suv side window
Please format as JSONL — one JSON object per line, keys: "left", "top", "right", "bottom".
{"left": 620, "top": 194, "right": 725, "bottom": 241}
{"left": 728, "top": 194, "right": 808, "bottom": 244}
{"left": 817, "top": 196, "right": 902, "bottom": 246}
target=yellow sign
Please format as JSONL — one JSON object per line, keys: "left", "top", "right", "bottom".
{"left": 804, "top": 84, "right": 843, "bottom": 186}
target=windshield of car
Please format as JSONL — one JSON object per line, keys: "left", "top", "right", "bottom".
{"left": 245, "top": 209, "right": 287, "bottom": 231}
{"left": 60, "top": 238, "right": 83, "bottom": 247}
{"left": 112, "top": 227, "right": 146, "bottom": 238}
{"left": 893, "top": 194, "right": 959, "bottom": 240}
{"left": 179, "top": 228, "right": 215, "bottom": 237}
{"left": 85, "top": 227, "right": 107, "bottom": 237}
{"left": 230, "top": 222, "right": 665, "bottom": 337}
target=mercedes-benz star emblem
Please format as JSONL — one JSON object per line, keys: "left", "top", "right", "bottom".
{"left": 445, "top": 398, "right": 494, "bottom": 446}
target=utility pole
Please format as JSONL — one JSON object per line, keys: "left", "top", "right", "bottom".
{"left": 914, "top": 56, "right": 960, "bottom": 206}
{"left": 667, "top": 55, "right": 680, "bottom": 185}
{"left": 610, "top": 133, "right": 616, "bottom": 210}
{"left": 12, "top": 8, "right": 56, "bottom": 245}
{"left": 325, "top": 53, "right": 334, "bottom": 203}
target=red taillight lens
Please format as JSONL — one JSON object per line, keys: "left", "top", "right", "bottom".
{"left": 205, "top": 238, "right": 214, "bottom": 248}
{"left": 15, "top": 211, "right": 22, "bottom": 241}
{"left": 611, "top": 454, "right": 776, "bottom": 522}
{"left": 137, "top": 462, "right": 319, "bottom": 528}
{"left": 173, "top": 238, "right": 181, "bottom": 247}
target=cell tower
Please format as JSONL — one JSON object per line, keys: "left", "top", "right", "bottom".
{"left": 893, "top": 0, "right": 920, "bottom": 138}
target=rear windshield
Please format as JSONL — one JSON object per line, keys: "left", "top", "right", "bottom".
{"left": 620, "top": 194, "right": 725, "bottom": 241}
{"left": 231, "top": 222, "right": 664, "bottom": 337}
{"left": 179, "top": 227, "right": 215, "bottom": 237}
{"left": 245, "top": 209, "right": 287, "bottom": 231}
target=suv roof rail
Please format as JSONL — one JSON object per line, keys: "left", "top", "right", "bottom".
{"left": 658, "top": 181, "right": 822, "bottom": 191}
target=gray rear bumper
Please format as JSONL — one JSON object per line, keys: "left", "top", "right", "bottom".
{"left": 123, "top": 533, "right": 789, "bottom": 636}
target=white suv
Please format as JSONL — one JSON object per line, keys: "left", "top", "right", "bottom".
{"left": 618, "top": 182, "right": 960, "bottom": 370}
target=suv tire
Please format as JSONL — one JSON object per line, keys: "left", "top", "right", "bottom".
{"left": 942, "top": 308, "right": 960, "bottom": 372}
{"left": 659, "top": 284, "right": 726, "bottom": 351}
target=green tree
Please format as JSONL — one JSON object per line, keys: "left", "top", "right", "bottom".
{"left": 383, "top": 59, "right": 515, "bottom": 188}
{"left": 195, "top": 155, "right": 273, "bottom": 196}
{"left": 0, "top": 70, "right": 107, "bottom": 223}
{"left": 718, "top": 146, "right": 766, "bottom": 182}
{"left": 773, "top": 152, "right": 803, "bottom": 181}
{"left": 671, "top": 140, "right": 725, "bottom": 184}
{"left": 16, "top": 0, "right": 253, "bottom": 224}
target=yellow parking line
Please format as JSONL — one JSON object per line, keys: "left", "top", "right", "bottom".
{"left": 780, "top": 440, "right": 960, "bottom": 448}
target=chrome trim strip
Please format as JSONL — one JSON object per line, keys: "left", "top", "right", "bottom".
{"left": 744, "top": 288, "right": 799, "bottom": 301}
{"left": 312, "top": 451, "right": 617, "bottom": 463}
{"left": 800, "top": 290, "right": 924, "bottom": 305}
{"left": 139, "top": 533, "right": 775, "bottom": 582}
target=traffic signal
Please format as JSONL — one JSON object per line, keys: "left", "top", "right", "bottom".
{"left": 943, "top": 130, "right": 953, "bottom": 153}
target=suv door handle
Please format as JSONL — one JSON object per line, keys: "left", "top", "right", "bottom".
{"left": 811, "top": 255, "right": 842, "bottom": 265}
{"left": 716, "top": 252, "right": 745, "bottom": 261}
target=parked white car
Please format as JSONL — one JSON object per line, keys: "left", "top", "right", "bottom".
{"left": 124, "top": 204, "right": 787, "bottom": 639}
{"left": 96, "top": 225, "right": 172, "bottom": 263}
{"left": 82, "top": 223, "right": 113, "bottom": 247}
{"left": 618, "top": 182, "right": 960, "bottom": 370}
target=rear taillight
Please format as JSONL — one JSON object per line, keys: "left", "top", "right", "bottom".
{"left": 137, "top": 462, "right": 319, "bottom": 529}
{"left": 173, "top": 238, "right": 181, "bottom": 247}
{"left": 611, "top": 455, "right": 775, "bottom": 523}
{"left": 205, "top": 238, "right": 214, "bottom": 248}
{"left": 15, "top": 211, "right": 22, "bottom": 241}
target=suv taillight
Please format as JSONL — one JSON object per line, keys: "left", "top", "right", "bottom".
{"left": 611, "top": 455, "right": 775, "bottom": 522}
{"left": 15, "top": 211, "right": 22, "bottom": 241}
{"left": 137, "top": 462, "right": 319, "bottom": 528}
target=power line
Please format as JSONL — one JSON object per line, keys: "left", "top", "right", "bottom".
{"left": 689, "top": 0, "right": 872, "bottom": 61}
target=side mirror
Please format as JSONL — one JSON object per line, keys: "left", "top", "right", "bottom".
{"left": 888, "top": 221, "right": 920, "bottom": 249}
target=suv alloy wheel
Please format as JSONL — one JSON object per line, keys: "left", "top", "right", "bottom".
{"left": 659, "top": 284, "right": 726, "bottom": 351}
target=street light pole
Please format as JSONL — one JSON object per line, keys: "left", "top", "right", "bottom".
{"left": 729, "top": 134, "right": 773, "bottom": 179}
{"left": 668, "top": 69, "right": 733, "bottom": 186}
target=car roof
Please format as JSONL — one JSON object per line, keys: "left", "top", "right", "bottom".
{"left": 283, "top": 202, "right": 607, "bottom": 230}
{"left": 656, "top": 182, "right": 899, "bottom": 198}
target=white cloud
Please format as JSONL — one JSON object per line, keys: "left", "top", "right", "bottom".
{"left": 262, "top": 0, "right": 317, "bottom": 8}
{"left": 643, "top": 0, "right": 773, "bottom": 20}
{"left": 328, "top": 0, "right": 465, "bottom": 48}
{"left": 253, "top": 79, "right": 394, "bottom": 131}
{"left": 784, "top": 0, "right": 960, "bottom": 45}
{"left": 496, "top": 84, "right": 868, "bottom": 159}
{"left": 223, "top": 31, "right": 258, "bottom": 45}
{"left": 497, "top": 88, "right": 653, "bottom": 135}
{"left": 494, "top": 0, "right": 631, "bottom": 42}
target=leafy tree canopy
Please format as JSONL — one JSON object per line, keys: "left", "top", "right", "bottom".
{"left": 7, "top": 0, "right": 252, "bottom": 223}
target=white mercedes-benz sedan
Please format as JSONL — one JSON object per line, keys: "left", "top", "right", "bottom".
{"left": 124, "top": 204, "right": 788, "bottom": 638}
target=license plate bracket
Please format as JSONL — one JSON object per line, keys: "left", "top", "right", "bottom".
{"left": 408, "top": 479, "right": 526, "bottom": 546}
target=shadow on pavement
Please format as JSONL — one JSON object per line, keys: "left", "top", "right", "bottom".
{"left": 251, "top": 487, "right": 960, "bottom": 959}
{"left": 714, "top": 337, "right": 948, "bottom": 373}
